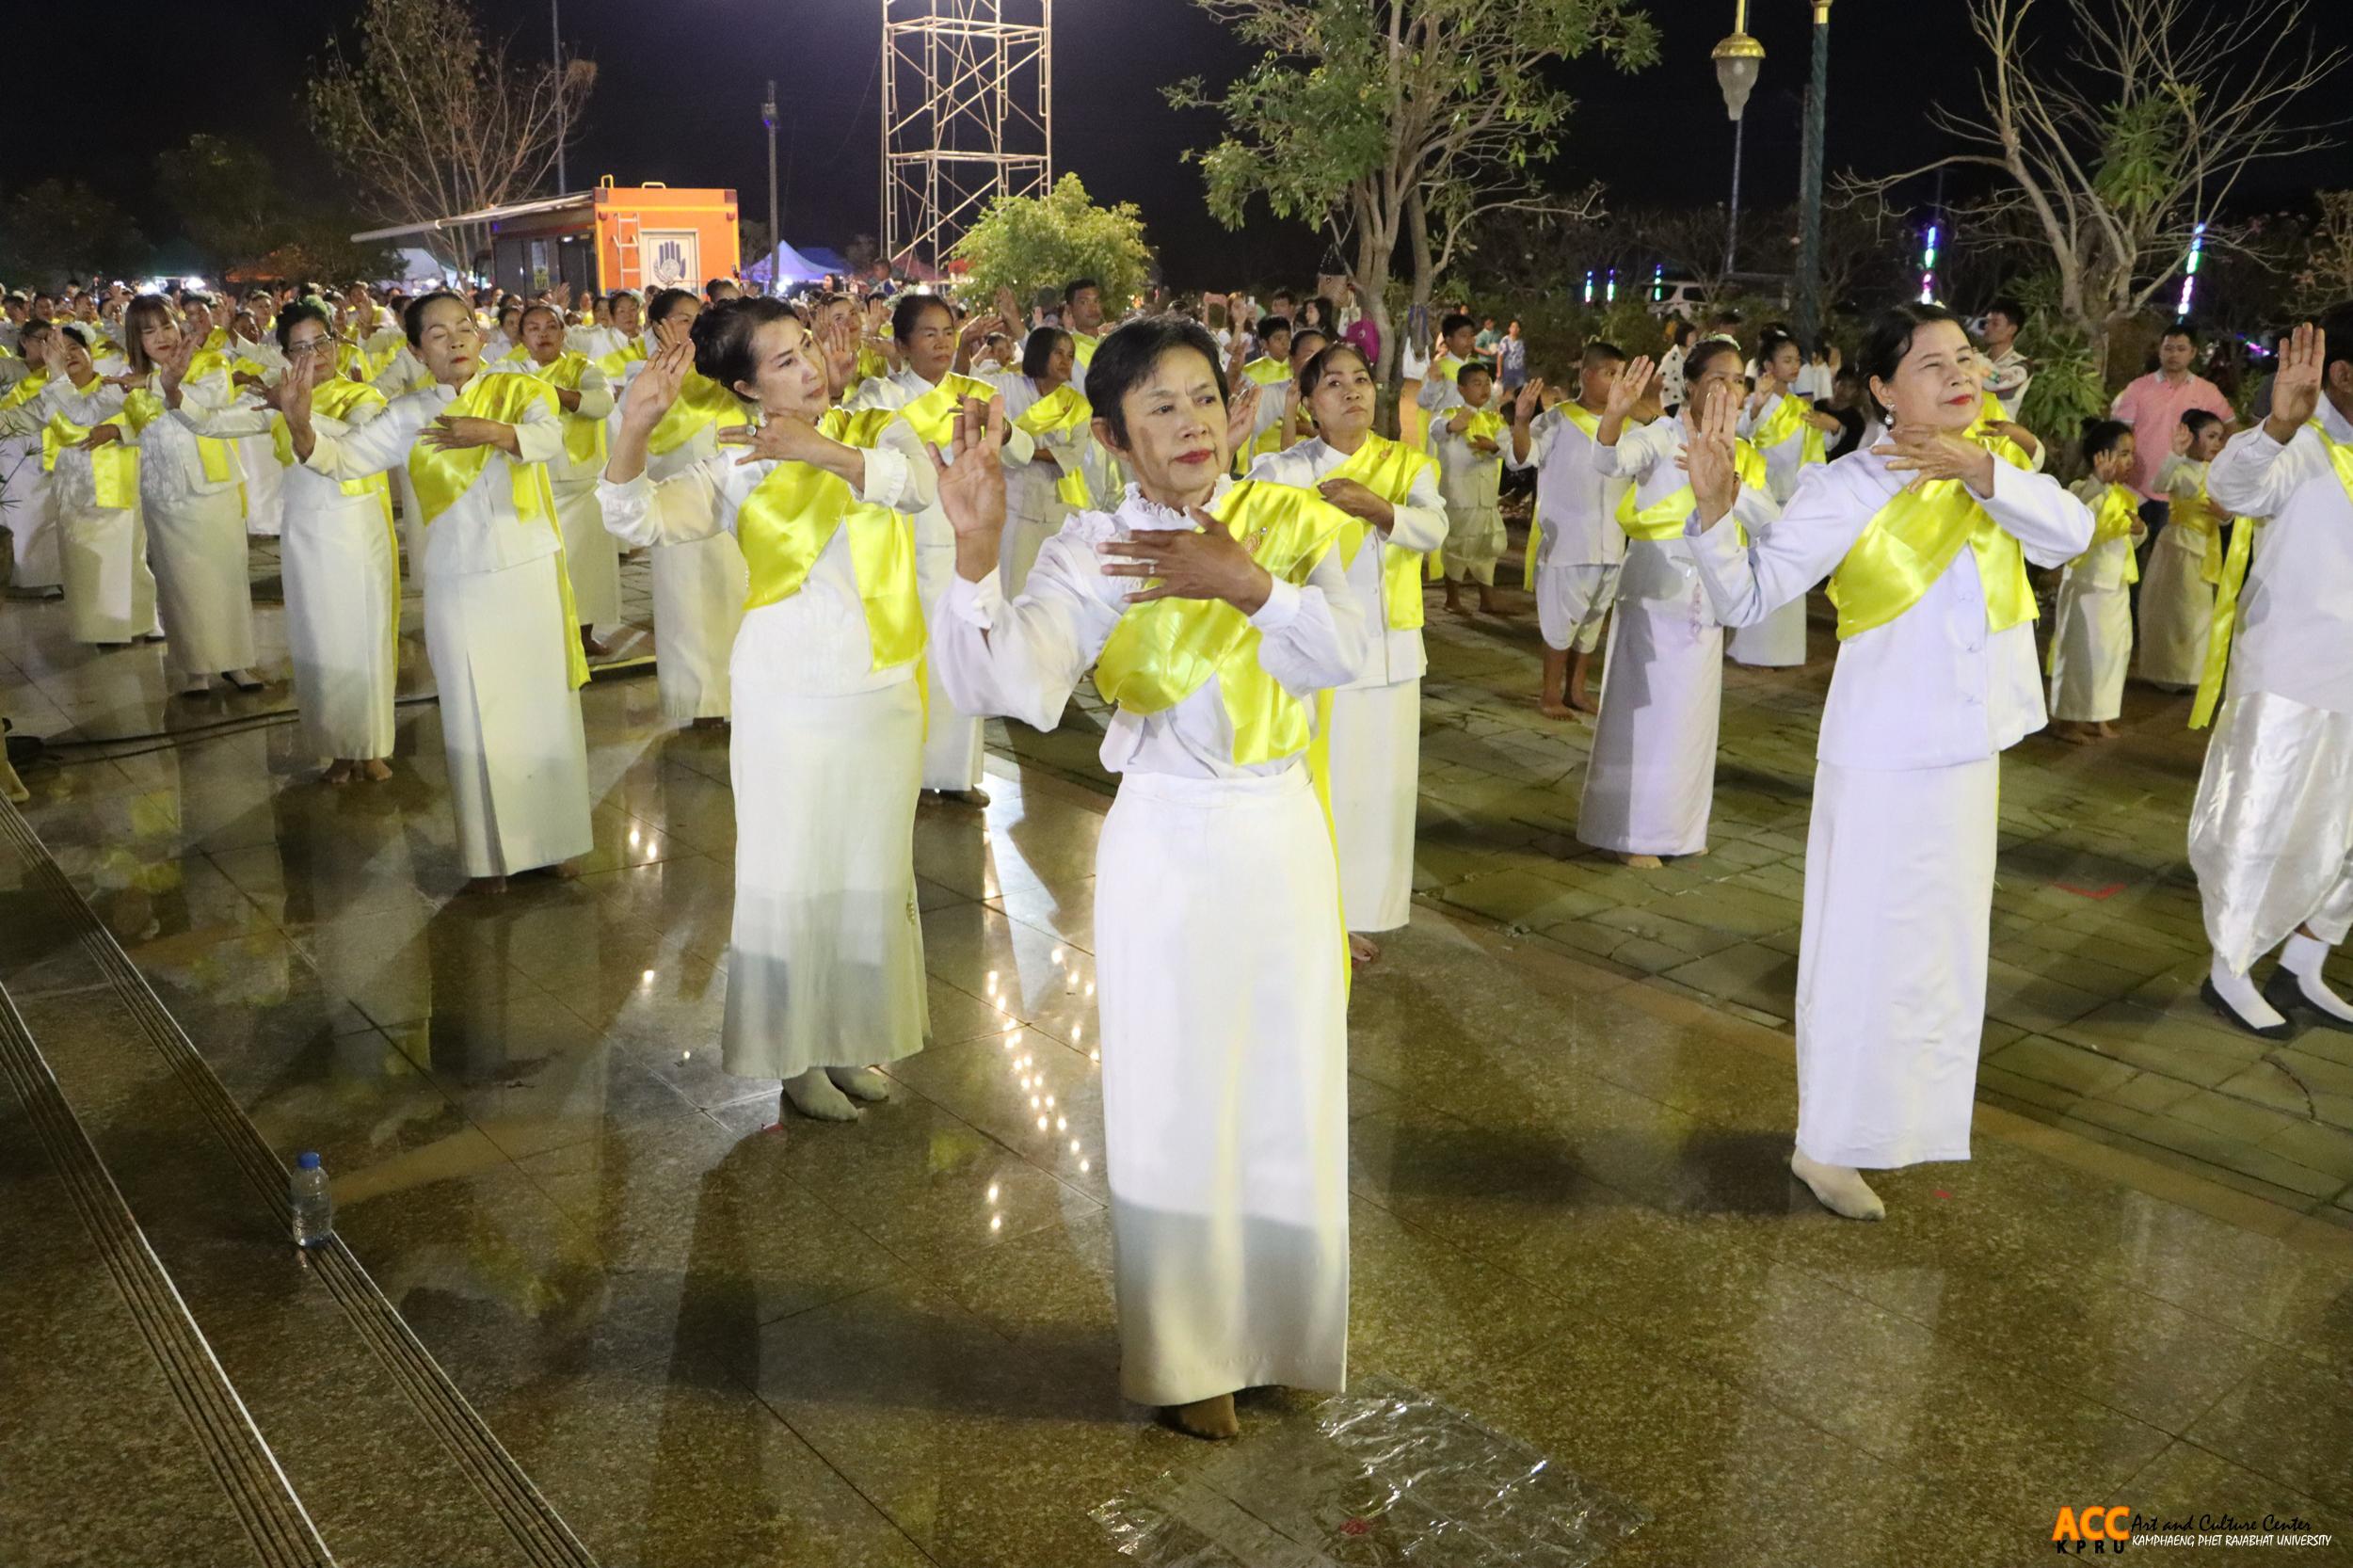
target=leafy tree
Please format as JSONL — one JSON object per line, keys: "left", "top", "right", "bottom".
{"left": 308, "top": 0, "right": 594, "bottom": 274}
{"left": 1169, "top": 0, "right": 1657, "bottom": 400}
{"left": 154, "top": 135, "right": 280, "bottom": 278}
{"left": 0, "top": 180, "right": 148, "bottom": 287}
{"left": 2293, "top": 193, "right": 2353, "bottom": 315}
{"left": 947, "top": 174, "right": 1152, "bottom": 312}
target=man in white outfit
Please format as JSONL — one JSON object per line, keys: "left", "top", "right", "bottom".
{"left": 1509, "top": 340, "right": 1630, "bottom": 717}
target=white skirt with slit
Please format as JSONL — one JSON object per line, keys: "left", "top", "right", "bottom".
{"left": 146, "top": 488, "right": 256, "bottom": 677}
{"left": 650, "top": 527, "right": 747, "bottom": 722}
{"left": 2189, "top": 691, "right": 2353, "bottom": 973}
{"left": 1328, "top": 678, "right": 1418, "bottom": 933}
{"left": 1578, "top": 590, "right": 1721, "bottom": 856}
{"left": 1096, "top": 764, "right": 1349, "bottom": 1407}
{"left": 58, "top": 501, "right": 157, "bottom": 644}
{"left": 553, "top": 478, "right": 622, "bottom": 631}
{"left": 281, "top": 485, "right": 400, "bottom": 760}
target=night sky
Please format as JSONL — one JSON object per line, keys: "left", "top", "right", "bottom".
{"left": 23, "top": 0, "right": 2353, "bottom": 286}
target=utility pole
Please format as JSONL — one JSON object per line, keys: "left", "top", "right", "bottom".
{"left": 552, "top": 0, "right": 566, "bottom": 193}
{"left": 763, "top": 80, "right": 780, "bottom": 292}
{"left": 1794, "top": 1, "right": 1834, "bottom": 344}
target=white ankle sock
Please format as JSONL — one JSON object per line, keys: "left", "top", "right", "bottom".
{"left": 782, "top": 1066, "right": 861, "bottom": 1121}
{"left": 1790, "top": 1150, "right": 1885, "bottom": 1221}
{"left": 2212, "top": 954, "right": 2286, "bottom": 1030}
{"left": 2282, "top": 936, "right": 2353, "bottom": 1022}
{"left": 825, "top": 1064, "right": 893, "bottom": 1102}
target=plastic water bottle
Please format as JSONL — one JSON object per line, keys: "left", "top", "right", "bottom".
{"left": 290, "top": 1152, "right": 334, "bottom": 1249}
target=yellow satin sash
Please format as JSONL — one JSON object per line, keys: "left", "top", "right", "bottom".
{"left": 1521, "top": 403, "right": 1601, "bottom": 588}
{"left": 892, "top": 373, "right": 998, "bottom": 448}
{"left": 1238, "top": 358, "right": 1292, "bottom": 463}
{"left": 1826, "top": 470, "right": 2039, "bottom": 641}
{"left": 519, "top": 353, "right": 607, "bottom": 468}
{"left": 117, "top": 373, "right": 240, "bottom": 486}
{"left": 40, "top": 402, "right": 141, "bottom": 509}
{"left": 853, "top": 345, "right": 891, "bottom": 385}
{"left": 405, "top": 374, "right": 587, "bottom": 688}
{"left": 2068, "top": 484, "right": 2143, "bottom": 586}
{"left": 1433, "top": 355, "right": 1465, "bottom": 386}
{"left": 732, "top": 407, "right": 923, "bottom": 671}
{"left": 1753, "top": 392, "right": 1827, "bottom": 469}
{"left": 1011, "top": 384, "right": 1097, "bottom": 509}
{"left": 1, "top": 369, "right": 51, "bottom": 412}
{"left": 274, "top": 380, "right": 401, "bottom": 666}
{"left": 2167, "top": 472, "right": 2227, "bottom": 586}
{"left": 1326, "top": 434, "right": 1437, "bottom": 631}
{"left": 1070, "top": 333, "right": 1099, "bottom": 369}
{"left": 596, "top": 337, "right": 648, "bottom": 381}
{"left": 1617, "top": 439, "right": 1764, "bottom": 541}
{"left": 645, "top": 371, "right": 750, "bottom": 457}
{"left": 1093, "top": 481, "right": 1349, "bottom": 765}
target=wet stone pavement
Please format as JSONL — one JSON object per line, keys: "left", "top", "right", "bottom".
{"left": 1, "top": 536, "right": 2350, "bottom": 1567}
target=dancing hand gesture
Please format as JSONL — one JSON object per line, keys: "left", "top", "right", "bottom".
{"left": 932, "top": 395, "right": 1007, "bottom": 541}
{"left": 2265, "top": 322, "right": 2325, "bottom": 441}
{"left": 623, "top": 338, "right": 694, "bottom": 431}
{"left": 1224, "top": 377, "right": 1261, "bottom": 458}
{"left": 1872, "top": 422, "right": 1998, "bottom": 497}
{"left": 275, "top": 345, "right": 318, "bottom": 427}
{"left": 1606, "top": 356, "right": 1655, "bottom": 423}
{"left": 1099, "top": 509, "right": 1273, "bottom": 613}
{"left": 1512, "top": 377, "right": 1547, "bottom": 424}
{"left": 718, "top": 413, "right": 828, "bottom": 467}
{"left": 1684, "top": 382, "right": 1744, "bottom": 526}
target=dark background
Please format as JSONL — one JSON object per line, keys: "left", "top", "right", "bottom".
{"left": 22, "top": 0, "right": 2353, "bottom": 286}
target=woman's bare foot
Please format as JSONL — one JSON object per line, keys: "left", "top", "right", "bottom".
{"left": 360, "top": 759, "right": 393, "bottom": 782}
{"left": 1567, "top": 690, "right": 1600, "bottom": 715}
{"left": 2053, "top": 722, "right": 2096, "bottom": 745}
{"left": 321, "top": 760, "right": 357, "bottom": 786}
{"left": 1536, "top": 698, "right": 1577, "bottom": 720}
{"left": 579, "top": 626, "right": 610, "bottom": 659}
{"left": 1162, "top": 1393, "right": 1241, "bottom": 1441}
{"left": 2096, "top": 720, "right": 2120, "bottom": 738}
{"left": 1348, "top": 934, "right": 1380, "bottom": 968}
{"left": 782, "top": 1066, "right": 861, "bottom": 1121}
{"left": 462, "top": 875, "right": 509, "bottom": 896}
{"left": 1478, "top": 588, "right": 1507, "bottom": 616}
{"left": 825, "top": 1064, "right": 893, "bottom": 1102}
{"left": 1621, "top": 853, "right": 1664, "bottom": 870}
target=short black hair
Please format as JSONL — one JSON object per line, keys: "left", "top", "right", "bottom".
{"left": 402, "top": 290, "right": 469, "bottom": 348}
{"left": 2181, "top": 408, "right": 2226, "bottom": 440}
{"left": 705, "top": 277, "right": 741, "bottom": 299}
{"left": 1858, "top": 301, "right": 1967, "bottom": 423}
{"left": 1298, "top": 340, "right": 1371, "bottom": 394}
{"left": 1582, "top": 340, "right": 1627, "bottom": 367}
{"left": 1756, "top": 327, "right": 1801, "bottom": 363}
{"left": 2080, "top": 417, "right": 2132, "bottom": 465}
{"left": 1985, "top": 296, "right": 2028, "bottom": 329}
{"left": 2160, "top": 321, "right": 2199, "bottom": 346}
{"left": 1458, "top": 360, "right": 1495, "bottom": 388}
{"left": 1289, "top": 328, "right": 1329, "bottom": 364}
{"left": 892, "top": 292, "right": 952, "bottom": 344}
{"left": 646, "top": 287, "right": 698, "bottom": 328}
{"left": 1685, "top": 338, "right": 1744, "bottom": 386}
{"left": 1020, "top": 326, "right": 1070, "bottom": 381}
{"left": 1441, "top": 312, "right": 1476, "bottom": 340}
{"left": 1256, "top": 315, "right": 1291, "bottom": 340}
{"left": 1063, "top": 278, "right": 1099, "bottom": 305}
{"left": 1086, "top": 314, "right": 1226, "bottom": 448}
{"left": 520, "top": 303, "right": 564, "bottom": 332}
{"left": 691, "top": 296, "right": 798, "bottom": 399}
{"left": 273, "top": 301, "right": 330, "bottom": 353}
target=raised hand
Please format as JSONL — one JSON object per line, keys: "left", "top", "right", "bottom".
{"left": 817, "top": 316, "right": 860, "bottom": 398}
{"left": 1098, "top": 506, "right": 1273, "bottom": 613}
{"left": 276, "top": 349, "right": 319, "bottom": 426}
{"left": 1873, "top": 421, "right": 1999, "bottom": 497}
{"left": 2265, "top": 321, "right": 2324, "bottom": 440}
{"left": 1685, "top": 382, "right": 1745, "bottom": 524}
{"left": 1606, "top": 355, "right": 1655, "bottom": 422}
{"left": 932, "top": 394, "right": 1008, "bottom": 539}
{"left": 1224, "top": 377, "right": 1261, "bottom": 457}
{"left": 2171, "top": 419, "right": 2193, "bottom": 457}
{"left": 1512, "top": 376, "right": 1547, "bottom": 423}
{"left": 623, "top": 338, "right": 694, "bottom": 429}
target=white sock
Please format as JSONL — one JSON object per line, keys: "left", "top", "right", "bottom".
{"left": 781, "top": 1066, "right": 860, "bottom": 1121}
{"left": 2282, "top": 936, "right": 2353, "bottom": 1022}
{"left": 2212, "top": 954, "right": 2286, "bottom": 1030}
{"left": 1790, "top": 1149, "right": 1885, "bottom": 1222}
{"left": 825, "top": 1064, "right": 893, "bottom": 1102}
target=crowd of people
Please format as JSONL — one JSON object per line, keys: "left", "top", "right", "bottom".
{"left": 0, "top": 262, "right": 2348, "bottom": 1446}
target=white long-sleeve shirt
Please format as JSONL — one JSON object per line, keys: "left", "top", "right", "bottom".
{"left": 852, "top": 367, "right": 1034, "bottom": 548}
{"left": 0, "top": 377, "right": 128, "bottom": 513}
{"left": 2205, "top": 399, "right": 2353, "bottom": 715}
{"left": 491, "top": 358, "right": 615, "bottom": 488}
{"left": 1247, "top": 435, "right": 1448, "bottom": 688}
{"left": 122, "top": 368, "right": 272, "bottom": 507}
{"left": 978, "top": 372, "right": 1109, "bottom": 529}
{"left": 301, "top": 376, "right": 567, "bottom": 584}
{"left": 929, "top": 477, "right": 1368, "bottom": 779}
{"left": 1738, "top": 392, "right": 1825, "bottom": 505}
{"left": 1505, "top": 405, "right": 1627, "bottom": 568}
{"left": 1595, "top": 416, "right": 1780, "bottom": 610}
{"left": 1685, "top": 445, "right": 2093, "bottom": 770}
{"left": 598, "top": 443, "right": 925, "bottom": 696}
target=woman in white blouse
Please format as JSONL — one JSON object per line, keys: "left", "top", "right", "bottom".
{"left": 283, "top": 291, "right": 592, "bottom": 892}
{"left": 927, "top": 316, "right": 1366, "bottom": 1444}
{"left": 1682, "top": 303, "right": 2092, "bottom": 1221}
{"left": 600, "top": 300, "right": 935, "bottom": 1123}
{"left": 119, "top": 295, "right": 274, "bottom": 696}
{"left": 983, "top": 326, "right": 1112, "bottom": 596}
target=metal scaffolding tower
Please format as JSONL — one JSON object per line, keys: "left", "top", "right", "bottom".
{"left": 880, "top": 0, "right": 1051, "bottom": 273}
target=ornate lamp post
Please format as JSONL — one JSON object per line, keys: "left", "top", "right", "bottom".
{"left": 1711, "top": 2, "right": 1766, "bottom": 283}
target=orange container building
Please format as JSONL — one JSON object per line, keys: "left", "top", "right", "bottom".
{"left": 354, "top": 180, "right": 742, "bottom": 297}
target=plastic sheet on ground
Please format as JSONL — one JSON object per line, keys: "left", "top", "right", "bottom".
{"left": 1092, "top": 1375, "right": 1649, "bottom": 1567}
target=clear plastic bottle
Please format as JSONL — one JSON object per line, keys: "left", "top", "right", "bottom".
{"left": 290, "top": 1151, "right": 334, "bottom": 1249}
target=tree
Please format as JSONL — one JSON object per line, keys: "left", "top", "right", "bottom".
{"left": 307, "top": 0, "right": 594, "bottom": 274}
{"left": 155, "top": 136, "right": 280, "bottom": 278}
{"left": 2293, "top": 193, "right": 2353, "bottom": 315}
{"left": 1169, "top": 0, "right": 1657, "bottom": 399}
{"left": 0, "top": 180, "right": 148, "bottom": 287}
{"left": 1846, "top": 0, "right": 2343, "bottom": 376}
{"left": 947, "top": 174, "right": 1152, "bottom": 311}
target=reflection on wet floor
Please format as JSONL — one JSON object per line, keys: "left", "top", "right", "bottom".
{"left": 2, "top": 556, "right": 2351, "bottom": 1567}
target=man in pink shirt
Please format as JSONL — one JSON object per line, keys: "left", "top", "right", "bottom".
{"left": 2110, "top": 324, "right": 2236, "bottom": 525}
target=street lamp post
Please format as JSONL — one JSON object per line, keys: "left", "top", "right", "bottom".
{"left": 552, "top": 0, "right": 566, "bottom": 194}
{"left": 1711, "top": 1, "right": 1766, "bottom": 285}
{"left": 1794, "top": 1, "right": 1833, "bottom": 344}
{"left": 763, "top": 82, "right": 780, "bottom": 295}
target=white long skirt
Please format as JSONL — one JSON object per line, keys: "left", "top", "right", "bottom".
{"left": 2049, "top": 579, "right": 2130, "bottom": 722}
{"left": 1329, "top": 678, "right": 1418, "bottom": 933}
{"left": 2189, "top": 692, "right": 2353, "bottom": 974}
{"left": 552, "top": 478, "right": 621, "bottom": 631}
{"left": 424, "top": 554, "right": 594, "bottom": 878}
{"left": 1796, "top": 754, "right": 1998, "bottom": 1169}
{"left": 1729, "top": 595, "right": 1807, "bottom": 667}
{"left": 917, "top": 537, "right": 985, "bottom": 791}
{"left": 1535, "top": 561, "right": 1619, "bottom": 655}
{"left": 1096, "top": 765, "right": 1349, "bottom": 1406}
{"left": 0, "top": 437, "right": 62, "bottom": 589}
{"left": 721, "top": 653, "right": 929, "bottom": 1079}
{"left": 1578, "top": 593, "right": 1721, "bottom": 856}
{"left": 59, "top": 501, "right": 158, "bottom": 644}
{"left": 650, "top": 529, "right": 747, "bottom": 722}
{"left": 2137, "top": 535, "right": 2212, "bottom": 690}
{"left": 146, "top": 488, "right": 256, "bottom": 678}
{"left": 238, "top": 434, "right": 283, "bottom": 537}
{"left": 281, "top": 490, "right": 399, "bottom": 760}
